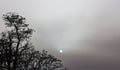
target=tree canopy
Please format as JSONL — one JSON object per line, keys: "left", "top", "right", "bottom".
{"left": 0, "top": 12, "right": 65, "bottom": 70}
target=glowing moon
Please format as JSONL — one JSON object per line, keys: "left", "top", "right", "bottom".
{"left": 59, "top": 50, "right": 63, "bottom": 53}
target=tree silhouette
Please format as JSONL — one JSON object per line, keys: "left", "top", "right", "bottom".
{"left": 0, "top": 12, "right": 65, "bottom": 70}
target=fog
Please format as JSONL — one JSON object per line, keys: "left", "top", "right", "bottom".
{"left": 0, "top": 0, "right": 120, "bottom": 70}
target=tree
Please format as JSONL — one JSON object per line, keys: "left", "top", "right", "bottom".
{"left": 0, "top": 12, "right": 64, "bottom": 70}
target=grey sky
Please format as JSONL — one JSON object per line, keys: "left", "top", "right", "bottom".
{"left": 0, "top": 0, "right": 120, "bottom": 70}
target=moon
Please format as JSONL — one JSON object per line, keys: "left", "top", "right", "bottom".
{"left": 59, "top": 50, "right": 63, "bottom": 53}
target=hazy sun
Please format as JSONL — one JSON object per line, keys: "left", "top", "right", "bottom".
{"left": 59, "top": 50, "right": 63, "bottom": 53}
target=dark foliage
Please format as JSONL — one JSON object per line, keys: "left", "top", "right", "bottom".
{"left": 0, "top": 12, "right": 65, "bottom": 70}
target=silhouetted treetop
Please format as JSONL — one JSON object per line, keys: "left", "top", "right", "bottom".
{"left": 0, "top": 12, "right": 66, "bottom": 70}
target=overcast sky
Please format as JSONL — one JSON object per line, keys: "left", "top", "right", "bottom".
{"left": 0, "top": 0, "right": 120, "bottom": 70}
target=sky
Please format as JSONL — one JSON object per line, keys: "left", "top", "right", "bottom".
{"left": 0, "top": 0, "right": 120, "bottom": 70}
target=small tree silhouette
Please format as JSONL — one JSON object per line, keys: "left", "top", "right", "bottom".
{"left": 0, "top": 12, "right": 65, "bottom": 70}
